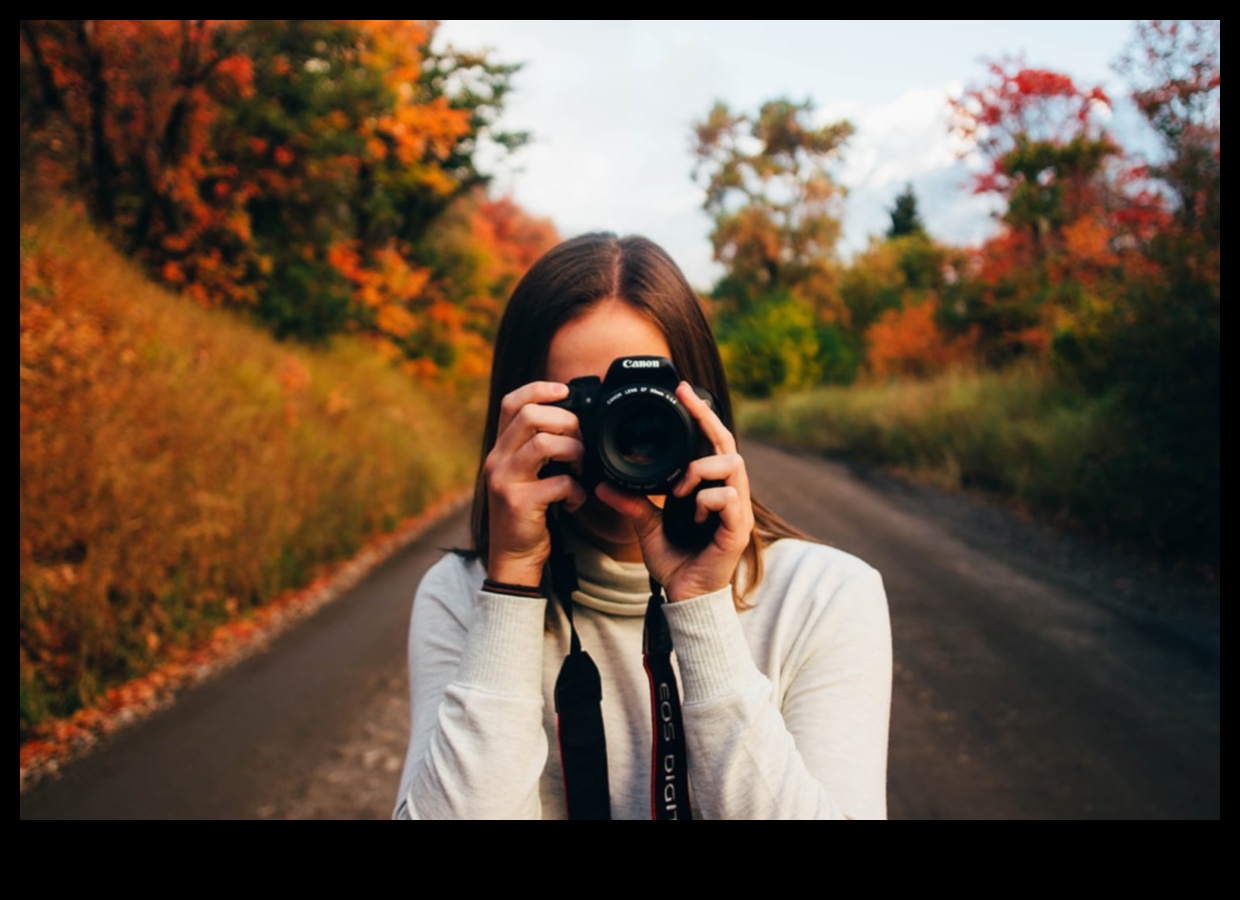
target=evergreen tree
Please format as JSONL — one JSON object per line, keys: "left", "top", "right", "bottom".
{"left": 886, "top": 183, "right": 926, "bottom": 238}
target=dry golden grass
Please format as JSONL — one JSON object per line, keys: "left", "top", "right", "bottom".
{"left": 20, "top": 199, "right": 483, "bottom": 732}
{"left": 736, "top": 365, "right": 1123, "bottom": 527}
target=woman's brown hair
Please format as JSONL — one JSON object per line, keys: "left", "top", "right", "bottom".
{"left": 469, "top": 232, "right": 809, "bottom": 606}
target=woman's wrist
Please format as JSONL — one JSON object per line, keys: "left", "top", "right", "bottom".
{"left": 482, "top": 577, "right": 543, "bottom": 598}
{"left": 666, "top": 574, "right": 732, "bottom": 603}
{"left": 487, "top": 555, "right": 546, "bottom": 590}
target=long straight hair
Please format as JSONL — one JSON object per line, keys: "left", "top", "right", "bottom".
{"left": 469, "top": 232, "right": 809, "bottom": 605}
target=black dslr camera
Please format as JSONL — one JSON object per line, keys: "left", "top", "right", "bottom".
{"left": 543, "top": 355, "right": 722, "bottom": 551}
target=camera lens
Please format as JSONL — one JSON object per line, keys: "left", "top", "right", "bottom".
{"left": 599, "top": 392, "right": 692, "bottom": 491}
{"left": 614, "top": 409, "right": 668, "bottom": 467}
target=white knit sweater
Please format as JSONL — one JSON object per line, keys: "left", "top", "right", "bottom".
{"left": 394, "top": 533, "right": 892, "bottom": 819}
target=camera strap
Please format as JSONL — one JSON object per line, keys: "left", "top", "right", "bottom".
{"left": 546, "top": 508, "right": 692, "bottom": 820}
{"left": 548, "top": 510, "right": 611, "bottom": 820}
{"left": 643, "top": 574, "right": 692, "bottom": 820}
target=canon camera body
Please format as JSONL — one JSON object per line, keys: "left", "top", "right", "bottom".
{"left": 544, "top": 355, "right": 721, "bottom": 550}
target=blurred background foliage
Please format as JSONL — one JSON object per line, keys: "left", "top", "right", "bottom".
{"left": 699, "top": 23, "right": 1218, "bottom": 575}
{"left": 19, "top": 19, "right": 557, "bottom": 378}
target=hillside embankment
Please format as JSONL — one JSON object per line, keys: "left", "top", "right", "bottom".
{"left": 20, "top": 201, "right": 484, "bottom": 752}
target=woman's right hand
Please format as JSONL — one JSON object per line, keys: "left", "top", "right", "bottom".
{"left": 485, "top": 381, "right": 586, "bottom": 586}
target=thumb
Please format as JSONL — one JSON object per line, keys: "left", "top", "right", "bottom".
{"left": 594, "top": 483, "right": 662, "bottom": 539}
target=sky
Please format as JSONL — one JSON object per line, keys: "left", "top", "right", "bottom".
{"left": 435, "top": 20, "right": 1152, "bottom": 291}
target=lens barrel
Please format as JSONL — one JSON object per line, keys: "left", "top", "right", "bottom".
{"left": 597, "top": 385, "right": 695, "bottom": 493}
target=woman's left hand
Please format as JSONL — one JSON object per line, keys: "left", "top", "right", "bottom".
{"left": 594, "top": 382, "right": 755, "bottom": 602}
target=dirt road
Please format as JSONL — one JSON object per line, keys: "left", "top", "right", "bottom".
{"left": 19, "top": 440, "right": 1219, "bottom": 819}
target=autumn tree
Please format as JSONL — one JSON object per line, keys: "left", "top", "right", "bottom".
{"left": 1094, "top": 20, "right": 1220, "bottom": 566}
{"left": 950, "top": 59, "right": 1119, "bottom": 243}
{"left": 864, "top": 297, "right": 976, "bottom": 381}
{"left": 1117, "top": 20, "right": 1220, "bottom": 234}
{"left": 411, "top": 190, "right": 560, "bottom": 381}
{"left": 20, "top": 20, "right": 248, "bottom": 228}
{"left": 203, "top": 20, "right": 516, "bottom": 343}
{"left": 843, "top": 201, "right": 971, "bottom": 380}
{"left": 945, "top": 59, "right": 1133, "bottom": 364}
{"left": 20, "top": 20, "right": 257, "bottom": 300}
{"left": 1036, "top": 21, "right": 1219, "bottom": 396}
{"left": 692, "top": 98, "right": 852, "bottom": 395}
{"left": 714, "top": 291, "right": 824, "bottom": 397}
{"left": 20, "top": 20, "right": 530, "bottom": 380}
{"left": 693, "top": 98, "right": 853, "bottom": 317}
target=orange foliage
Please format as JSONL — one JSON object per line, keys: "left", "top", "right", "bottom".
{"left": 468, "top": 195, "right": 560, "bottom": 298}
{"left": 21, "top": 20, "right": 261, "bottom": 306}
{"left": 939, "top": 56, "right": 1187, "bottom": 367}
{"left": 22, "top": 20, "right": 539, "bottom": 384}
{"left": 865, "top": 298, "right": 977, "bottom": 380}
{"left": 328, "top": 239, "right": 438, "bottom": 352}
{"left": 20, "top": 205, "right": 485, "bottom": 739}
{"left": 356, "top": 20, "right": 472, "bottom": 174}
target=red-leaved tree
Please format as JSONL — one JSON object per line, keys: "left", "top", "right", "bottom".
{"left": 944, "top": 58, "right": 1149, "bottom": 365}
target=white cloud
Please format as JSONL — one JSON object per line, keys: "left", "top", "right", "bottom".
{"left": 827, "top": 85, "right": 1002, "bottom": 257}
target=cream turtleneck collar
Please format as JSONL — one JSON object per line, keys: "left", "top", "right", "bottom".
{"left": 559, "top": 527, "right": 653, "bottom": 617}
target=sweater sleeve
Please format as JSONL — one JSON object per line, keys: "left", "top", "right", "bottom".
{"left": 393, "top": 556, "right": 550, "bottom": 819}
{"left": 662, "top": 559, "right": 892, "bottom": 820}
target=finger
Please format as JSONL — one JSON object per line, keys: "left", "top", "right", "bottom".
{"left": 511, "top": 431, "right": 584, "bottom": 478}
{"left": 692, "top": 485, "right": 752, "bottom": 536}
{"left": 673, "top": 452, "right": 747, "bottom": 498}
{"left": 546, "top": 474, "right": 589, "bottom": 514}
{"left": 594, "top": 482, "right": 662, "bottom": 539}
{"left": 497, "top": 474, "right": 586, "bottom": 515}
{"left": 494, "top": 399, "right": 582, "bottom": 456}
{"left": 497, "top": 381, "right": 570, "bottom": 435}
{"left": 676, "top": 382, "right": 736, "bottom": 455}
{"left": 563, "top": 478, "right": 589, "bottom": 514}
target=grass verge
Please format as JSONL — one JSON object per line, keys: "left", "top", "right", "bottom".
{"left": 735, "top": 365, "right": 1165, "bottom": 554}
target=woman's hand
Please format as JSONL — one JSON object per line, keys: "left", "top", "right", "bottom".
{"left": 485, "top": 382, "right": 586, "bottom": 587}
{"left": 595, "top": 382, "right": 754, "bottom": 602}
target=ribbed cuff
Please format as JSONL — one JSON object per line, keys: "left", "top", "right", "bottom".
{"left": 661, "top": 587, "right": 757, "bottom": 704}
{"left": 455, "top": 590, "right": 548, "bottom": 697}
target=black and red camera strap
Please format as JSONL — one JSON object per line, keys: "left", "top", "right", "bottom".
{"left": 642, "top": 573, "right": 692, "bottom": 820}
{"left": 547, "top": 509, "right": 692, "bottom": 820}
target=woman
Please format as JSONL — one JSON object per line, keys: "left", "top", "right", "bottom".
{"left": 394, "top": 233, "right": 892, "bottom": 819}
